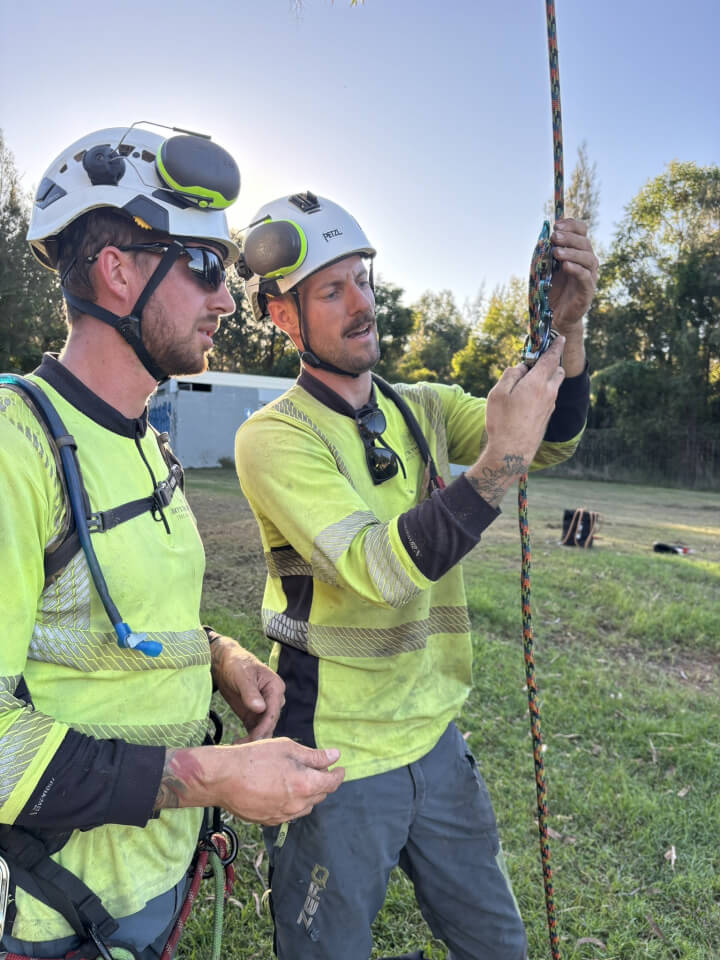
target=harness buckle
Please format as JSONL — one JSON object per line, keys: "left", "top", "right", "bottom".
{"left": 153, "top": 480, "right": 173, "bottom": 509}
{"left": 0, "top": 855, "right": 9, "bottom": 942}
{"left": 87, "top": 511, "right": 106, "bottom": 533}
{"left": 86, "top": 921, "right": 114, "bottom": 960}
{"left": 153, "top": 464, "right": 182, "bottom": 509}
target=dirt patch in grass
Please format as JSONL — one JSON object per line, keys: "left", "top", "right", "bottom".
{"left": 615, "top": 645, "right": 720, "bottom": 693}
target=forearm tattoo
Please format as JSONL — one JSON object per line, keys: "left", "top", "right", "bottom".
{"left": 467, "top": 454, "right": 529, "bottom": 508}
{"left": 153, "top": 748, "right": 198, "bottom": 810}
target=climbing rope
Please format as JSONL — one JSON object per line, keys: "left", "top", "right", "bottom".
{"left": 160, "top": 830, "right": 235, "bottom": 960}
{"left": 518, "top": 2, "right": 564, "bottom": 958}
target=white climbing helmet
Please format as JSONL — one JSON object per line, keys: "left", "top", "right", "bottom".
{"left": 27, "top": 123, "right": 241, "bottom": 269}
{"left": 240, "top": 191, "right": 375, "bottom": 322}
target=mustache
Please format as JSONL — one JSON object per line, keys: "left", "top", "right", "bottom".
{"left": 343, "top": 310, "right": 376, "bottom": 337}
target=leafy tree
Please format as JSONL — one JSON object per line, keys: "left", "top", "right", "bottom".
{"left": 451, "top": 278, "right": 526, "bottom": 395}
{"left": 398, "top": 289, "right": 468, "bottom": 383}
{"left": 211, "top": 271, "right": 299, "bottom": 376}
{"left": 545, "top": 141, "right": 600, "bottom": 239}
{"left": 585, "top": 160, "right": 720, "bottom": 483}
{"left": 0, "top": 131, "right": 66, "bottom": 372}
{"left": 373, "top": 278, "right": 414, "bottom": 380}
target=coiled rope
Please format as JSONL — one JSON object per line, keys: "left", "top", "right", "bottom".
{"left": 518, "top": 2, "right": 563, "bottom": 958}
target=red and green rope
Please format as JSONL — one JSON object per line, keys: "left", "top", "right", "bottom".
{"left": 518, "top": 2, "right": 564, "bottom": 958}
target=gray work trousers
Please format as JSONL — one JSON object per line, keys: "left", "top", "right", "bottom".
{"left": 263, "top": 723, "right": 528, "bottom": 960}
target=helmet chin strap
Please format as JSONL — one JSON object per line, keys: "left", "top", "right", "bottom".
{"left": 292, "top": 290, "right": 362, "bottom": 380}
{"left": 62, "top": 243, "right": 186, "bottom": 383}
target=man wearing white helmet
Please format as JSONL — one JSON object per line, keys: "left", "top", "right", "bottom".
{"left": 0, "top": 133, "right": 344, "bottom": 960}
{"left": 235, "top": 191, "right": 597, "bottom": 960}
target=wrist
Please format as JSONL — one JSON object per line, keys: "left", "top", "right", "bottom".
{"left": 466, "top": 449, "right": 529, "bottom": 508}
{"left": 154, "top": 746, "right": 212, "bottom": 811}
{"left": 207, "top": 633, "right": 237, "bottom": 688}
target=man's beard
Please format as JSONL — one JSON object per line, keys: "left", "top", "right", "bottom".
{"left": 141, "top": 303, "right": 217, "bottom": 377}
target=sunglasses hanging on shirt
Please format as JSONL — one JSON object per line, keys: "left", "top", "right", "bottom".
{"left": 354, "top": 403, "right": 406, "bottom": 485}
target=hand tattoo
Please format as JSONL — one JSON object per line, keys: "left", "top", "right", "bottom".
{"left": 467, "top": 454, "right": 529, "bottom": 508}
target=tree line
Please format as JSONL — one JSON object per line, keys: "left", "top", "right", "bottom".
{"left": 1, "top": 132, "right": 717, "bottom": 488}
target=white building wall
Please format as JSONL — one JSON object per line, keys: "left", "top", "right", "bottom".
{"left": 149, "top": 373, "right": 295, "bottom": 468}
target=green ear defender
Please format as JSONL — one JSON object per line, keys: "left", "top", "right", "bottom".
{"left": 241, "top": 219, "right": 307, "bottom": 279}
{"left": 155, "top": 135, "right": 240, "bottom": 210}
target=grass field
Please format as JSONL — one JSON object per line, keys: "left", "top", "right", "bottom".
{"left": 178, "top": 470, "right": 719, "bottom": 960}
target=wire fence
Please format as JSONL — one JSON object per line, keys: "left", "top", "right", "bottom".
{"left": 545, "top": 427, "right": 720, "bottom": 491}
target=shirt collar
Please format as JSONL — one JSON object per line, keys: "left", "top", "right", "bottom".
{"left": 34, "top": 354, "right": 149, "bottom": 438}
{"left": 297, "top": 368, "right": 377, "bottom": 419}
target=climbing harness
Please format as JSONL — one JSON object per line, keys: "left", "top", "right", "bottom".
{"left": 0, "top": 375, "right": 185, "bottom": 657}
{"left": 0, "top": 820, "right": 236, "bottom": 960}
{"left": 518, "top": 2, "right": 564, "bottom": 957}
{"left": 0, "top": 715, "right": 238, "bottom": 960}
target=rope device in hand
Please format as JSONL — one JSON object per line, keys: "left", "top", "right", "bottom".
{"left": 518, "top": 2, "right": 564, "bottom": 957}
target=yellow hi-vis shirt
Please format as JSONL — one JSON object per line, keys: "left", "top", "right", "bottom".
{"left": 0, "top": 363, "right": 211, "bottom": 942}
{"left": 236, "top": 375, "right": 585, "bottom": 781}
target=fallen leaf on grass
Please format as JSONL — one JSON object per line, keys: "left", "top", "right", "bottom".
{"left": 664, "top": 845, "right": 677, "bottom": 870}
{"left": 646, "top": 914, "right": 665, "bottom": 939}
{"left": 576, "top": 937, "right": 606, "bottom": 949}
{"left": 252, "top": 890, "right": 262, "bottom": 917}
{"left": 547, "top": 827, "right": 563, "bottom": 840}
{"left": 253, "top": 849, "right": 266, "bottom": 885}
{"left": 677, "top": 786, "right": 690, "bottom": 797}
{"left": 227, "top": 897, "right": 244, "bottom": 909}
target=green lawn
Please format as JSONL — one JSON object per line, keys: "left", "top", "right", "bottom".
{"left": 179, "top": 472, "right": 719, "bottom": 960}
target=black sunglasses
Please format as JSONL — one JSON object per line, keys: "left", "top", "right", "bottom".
{"left": 95, "top": 242, "right": 226, "bottom": 291}
{"left": 354, "top": 404, "right": 405, "bottom": 485}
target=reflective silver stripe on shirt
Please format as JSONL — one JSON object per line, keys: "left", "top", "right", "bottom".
{"left": 28, "top": 626, "right": 210, "bottom": 673}
{"left": 0, "top": 709, "right": 55, "bottom": 809}
{"left": 312, "top": 511, "right": 376, "bottom": 585}
{"left": 265, "top": 548, "right": 313, "bottom": 579}
{"left": 363, "top": 522, "right": 421, "bottom": 607}
{"left": 263, "top": 605, "right": 470, "bottom": 659}
{"left": 263, "top": 610, "right": 310, "bottom": 651}
{"left": 307, "top": 605, "right": 470, "bottom": 657}
{"left": 0, "top": 389, "right": 68, "bottom": 549}
{"left": 38, "top": 551, "right": 91, "bottom": 628}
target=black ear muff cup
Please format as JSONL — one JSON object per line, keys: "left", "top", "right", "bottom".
{"left": 243, "top": 220, "right": 306, "bottom": 279}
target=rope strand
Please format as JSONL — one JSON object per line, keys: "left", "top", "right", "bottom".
{"left": 519, "top": 3, "right": 564, "bottom": 958}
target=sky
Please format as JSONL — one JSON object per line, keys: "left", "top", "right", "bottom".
{"left": 1, "top": 0, "right": 718, "bottom": 310}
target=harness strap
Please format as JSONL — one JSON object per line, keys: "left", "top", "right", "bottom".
{"left": 371, "top": 375, "right": 445, "bottom": 493}
{"left": 0, "top": 376, "right": 185, "bottom": 587}
{"left": 0, "top": 828, "right": 117, "bottom": 945}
